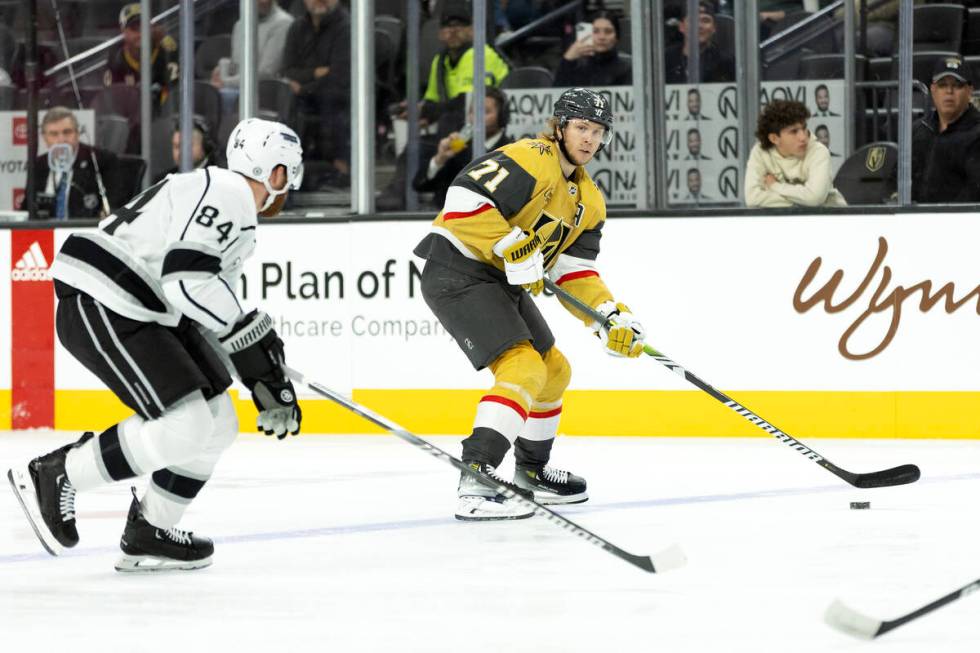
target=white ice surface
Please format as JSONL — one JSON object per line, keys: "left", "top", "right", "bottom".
{"left": 2, "top": 432, "right": 980, "bottom": 652}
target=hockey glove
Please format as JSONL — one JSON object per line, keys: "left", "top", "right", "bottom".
{"left": 219, "top": 310, "right": 302, "bottom": 439}
{"left": 493, "top": 226, "right": 545, "bottom": 295}
{"left": 593, "top": 301, "right": 646, "bottom": 358}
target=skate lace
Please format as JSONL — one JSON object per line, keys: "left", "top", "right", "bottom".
{"left": 542, "top": 466, "right": 569, "bottom": 484}
{"left": 162, "top": 527, "right": 193, "bottom": 546}
{"left": 59, "top": 478, "right": 76, "bottom": 522}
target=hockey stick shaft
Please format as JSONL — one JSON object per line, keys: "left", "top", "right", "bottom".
{"left": 543, "top": 279, "right": 920, "bottom": 489}
{"left": 284, "top": 366, "right": 685, "bottom": 575}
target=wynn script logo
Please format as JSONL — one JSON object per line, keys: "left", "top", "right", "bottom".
{"left": 793, "top": 237, "right": 979, "bottom": 360}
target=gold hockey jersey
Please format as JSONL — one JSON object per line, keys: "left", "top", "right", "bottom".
{"left": 413, "top": 137, "right": 613, "bottom": 322}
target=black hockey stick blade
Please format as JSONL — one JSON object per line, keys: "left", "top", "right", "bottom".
{"left": 845, "top": 463, "right": 921, "bottom": 489}
{"left": 543, "top": 279, "right": 922, "bottom": 490}
{"left": 285, "top": 366, "right": 686, "bottom": 575}
{"left": 826, "top": 577, "right": 980, "bottom": 640}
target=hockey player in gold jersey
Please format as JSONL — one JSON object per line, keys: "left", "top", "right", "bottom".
{"left": 413, "top": 88, "right": 647, "bottom": 520}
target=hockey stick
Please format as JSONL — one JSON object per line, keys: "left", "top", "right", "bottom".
{"left": 825, "top": 579, "right": 980, "bottom": 639}
{"left": 283, "top": 366, "right": 686, "bottom": 575}
{"left": 543, "top": 279, "right": 920, "bottom": 489}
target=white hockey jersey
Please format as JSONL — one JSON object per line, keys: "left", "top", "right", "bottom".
{"left": 51, "top": 167, "right": 257, "bottom": 334}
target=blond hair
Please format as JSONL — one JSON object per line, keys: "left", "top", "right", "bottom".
{"left": 536, "top": 117, "right": 559, "bottom": 141}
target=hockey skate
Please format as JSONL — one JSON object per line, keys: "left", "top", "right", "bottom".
{"left": 7, "top": 432, "right": 93, "bottom": 555}
{"left": 456, "top": 462, "right": 536, "bottom": 521}
{"left": 514, "top": 464, "right": 588, "bottom": 505}
{"left": 115, "top": 488, "right": 213, "bottom": 573}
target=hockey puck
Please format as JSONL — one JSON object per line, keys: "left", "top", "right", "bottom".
{"left": 849, "top": 501, "right": 870, "bottom": 510}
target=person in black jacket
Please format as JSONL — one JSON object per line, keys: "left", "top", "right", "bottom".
{"left": 554, "top": 11, "right": 632, "bottom": 87}
{"left": 911, "top": 57, "right": 980, "bottom": 203}
{"left": 664, "top": 0, "right": 735, "bottom": 84}
{"left": 412, "top": 87, "right": 512, "bottom": 209}
{"left": 22, "top": 107, "right": 121, "bottom": 220}
{"left": 281, "top": 0, "right": 351, "bottom": 186}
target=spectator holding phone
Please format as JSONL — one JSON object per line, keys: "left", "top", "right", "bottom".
{"left": 554, "top": 10, "right": 632, "bottom": 87}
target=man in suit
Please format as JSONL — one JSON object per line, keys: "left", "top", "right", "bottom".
{"left": 23, "top": 106, "right": 122, "bottom": 220}
{"left": 412, "top": 87, "right": 512, "bottom": 209}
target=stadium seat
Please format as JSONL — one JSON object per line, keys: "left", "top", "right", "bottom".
{"left": 913, "top": 3, "right": 966, "bottom": 52}
{"left": 96, "top": 114, "right": 131, "bottom": 154}
{"left": 800, "top": 53, "right": 867, "bottom": 80}
{"left": 501, "top": 66, "right": 553, "bottom": 89}
{"left": 833, "top": 142, "right": 898, "bottom": 205}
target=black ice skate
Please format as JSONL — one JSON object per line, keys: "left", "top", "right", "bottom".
{"left": 456, "top": 461, "right": 536, "bottom": 521}
{"left": 115, "top": 488, "right": 214, "bottom": 573}
{"left": 7, "top": 432, "right": 93, "bottom": 555}
{"left": 514, "top": 464, "right": 588, "bottom": 505}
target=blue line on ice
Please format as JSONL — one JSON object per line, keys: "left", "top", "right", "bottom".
{"left": 3, "top": 471, "right": 977, "bottom": 565}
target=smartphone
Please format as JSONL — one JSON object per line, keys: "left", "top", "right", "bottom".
{"left": 575, "top": 21, "right": 593, "bottom": 44}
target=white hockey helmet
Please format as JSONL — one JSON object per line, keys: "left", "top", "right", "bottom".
{"left": 226, "top": 118, "right": 304, "bottom": 211}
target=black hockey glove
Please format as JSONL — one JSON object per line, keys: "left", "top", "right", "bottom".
{"left": 219, "top": 310, "right": 302, "bottom": 439}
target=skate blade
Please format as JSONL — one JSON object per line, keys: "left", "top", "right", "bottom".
{"left": 534, "top": 491, "right": 589, "bottom": 505}
{"left": 114, "top": 554, "right": 213, "bottom": 573}
{"left": 7, "top": 467, "right": 64, "bottom": 557}
{"left": 455, "top": 512, "right": 534, "bottom": 522}
{"left": 455, "top": 495, "right": 535, "bottom": 521}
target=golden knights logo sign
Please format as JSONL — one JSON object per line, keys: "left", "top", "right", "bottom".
{"left": 864, "top": 146, "right": 886, "bottom": 173}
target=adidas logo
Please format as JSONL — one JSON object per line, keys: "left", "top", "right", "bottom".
{"left": 11, "top": 241, "right": 52, "bottom": 281}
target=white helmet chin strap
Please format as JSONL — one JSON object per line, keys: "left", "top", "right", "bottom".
{"left": 260, "top": 178, "right": 287, "bottom": 212}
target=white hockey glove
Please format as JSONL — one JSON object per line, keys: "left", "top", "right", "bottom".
{"left": 593, "top": 301, "right": 646, "bottom": 358}
{"left": 219, "top": 310, "right": 302, "bottom": 439}
{"left": 493, "top": 226, "right": 545, "bottom": 295}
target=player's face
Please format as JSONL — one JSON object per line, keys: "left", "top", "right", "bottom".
{"left": 561, "top": 118, "right": 605, "bottom": 165}
{"left": 769, "top": 121, "right": 810, "bottom": 159}
{"left": 42, "top": 117, "right": 80, "bottom": 153}
{"left": 259, "top": 166, "right": 290, "bottom": 217}
{"left": 815, "top": 88, "right": 829, "bottom": 111}
{"left": 592, "top": 18, "right": 617, "bottom": 54}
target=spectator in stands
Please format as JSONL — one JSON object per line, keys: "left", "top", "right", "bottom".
{"left": 412, "top": 87, "right": 512, "bottom": 209}
{"left": 104, "top": 3, "right": 178, "bottom": 111}
{"left": 22, "top": 107, "right": 122, "bottom": 219}
{"left": 419, "top": 5, "right": 510, "bottom": 135}
{"left": 153, "top": 115, "right": 220, "bottom": 184}
{"left": 912, "top": 57, "right": 980, "bottom": 203}
{"left": 664, "top": 0, "right": 735, "bottom": 84}
{"left": 554, "top": 10, "right": 632, "bottom": 87}
{"left": 282, "top": 0, "right": 351, "bottom": 187}
{"left": 745, "top": 99, "right": 847, "bottom": 208}
{"left": 211, "top": 0, "right": 293, "bottom": 94}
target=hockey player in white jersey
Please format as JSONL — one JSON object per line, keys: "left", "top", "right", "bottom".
{"left": 7, "top": 118, "right": 304, "bottom": 572}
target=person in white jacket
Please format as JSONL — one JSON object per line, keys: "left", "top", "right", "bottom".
{"left": 744, "top": 99, "right": 847, "bottom": 208}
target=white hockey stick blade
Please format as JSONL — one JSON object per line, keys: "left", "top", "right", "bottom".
{"left": 652, "top": 543, "right": 687, "bottom": 573}
{"left": 824, "top": 599, "right": 882, "bottom": 639}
